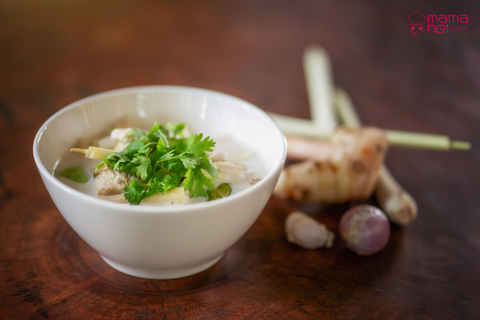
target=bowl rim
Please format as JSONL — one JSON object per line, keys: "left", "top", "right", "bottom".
{"left": 33, "top": 85, "right": 287, "bottom": 214}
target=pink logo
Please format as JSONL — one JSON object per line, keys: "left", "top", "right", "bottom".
{"left": 408, "top": 11, "right": 425, "bottom": 37}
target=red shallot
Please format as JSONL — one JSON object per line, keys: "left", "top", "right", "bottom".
{"left": 339, "top": 205, "right": 390, "bottom": 256}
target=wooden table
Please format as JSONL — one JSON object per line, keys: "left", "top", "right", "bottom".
{"left": 1, "top": 1, "right": 479, "bottom": 318}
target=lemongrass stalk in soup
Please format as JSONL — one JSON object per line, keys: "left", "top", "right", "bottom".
{"left": 56, "top": 122, "right": 262, "bottom": 205}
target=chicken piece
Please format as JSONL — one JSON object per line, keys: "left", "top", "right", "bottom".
{"left": 214, "top": 161, "right": 247, "bottom": 175}
{"left": 274, "top": 127, "right": 388, "bottom": 203}
{"left": 111, "top": 128, "right": 133, "bottom": 142}
{"left": 213, "top": 161, "right": 247, "bottom": 185}
{"left": 110, "top": 128, "right": 137, "bottom": 151}
{"left": 94, "top": 165, "right": 135, "bottom": 196}
{"left": 210, "top": 150, "right": 226, "bottom": 162}
{"left": 76, "top": 117, "right": 133, "bottom": 149}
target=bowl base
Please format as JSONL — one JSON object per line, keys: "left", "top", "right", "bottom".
{"left": 100, "top": 253, "right": 224, "bottom": 279}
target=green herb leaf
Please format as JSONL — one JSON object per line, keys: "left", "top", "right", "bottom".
{"left": 58, "top": 167, "right": 88, "bottom": 183}
{"left": 124, "top": 179, "right": 148, "bottom": 205}
{"left": 183, "top": 159, "right": 218, "bottom": 198}
{"left": 130, "top": 156, "right": 151, "bottom": 181}
{"left": 127, "top": 128, "right": 146, "bottom": 140}
{"left": 124, "top": 178, "right": 167, "bottom": 205}
{"left": 124, "top": 140, "right": 146, "bottom": 157}
{"left": 185, "top": 133, "right": 216, "bottom": 157}
{"left": 178, "top": 154, "right": 200, "bottom": 169}
{"left": 101, "top": 122, "right": 219, "bottom": 204}
{"left": 166, "top": 122, "right": 186, "bottom": 136}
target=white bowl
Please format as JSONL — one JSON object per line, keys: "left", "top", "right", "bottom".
{"left": 33, "top": 86, "right": 286, "bottom": 279}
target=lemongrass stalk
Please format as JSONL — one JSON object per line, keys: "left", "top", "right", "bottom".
{"left": 386, "top": 130, "right": 470, "bottom": 150}
{"left": 303, "top": 45, "right": 337, "bottom": 135}
{"left": 70, "top": 146, "right": 115, "bottom": 160}
{"left": 334, "top": 88, "right": 470, "bottom": 151}
{"left": 269, "top": 113, "right": 329, "bottom": 139}
{"left": 334, "top": 88, "right": 361, "bottom": 127}
{"left": 269, "top": 112, "right": 470, "bottom": 151}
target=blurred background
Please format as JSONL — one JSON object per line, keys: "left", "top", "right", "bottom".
{"left": 0, "top": 0, "right": 477, "bottom": 127}
{"left": 1, "top": 0, "right": 477, "bottom": 200}
{"left": 1, "top": 0, "right": 479, "bottom": 318}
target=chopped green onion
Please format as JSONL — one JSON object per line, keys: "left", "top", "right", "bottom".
{"left": 208, "top": 183, "right": 232, "bottom": 201}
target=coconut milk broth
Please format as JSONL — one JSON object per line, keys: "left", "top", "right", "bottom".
{"left": 54, "top": 133, "right": 266, "bottom": 205}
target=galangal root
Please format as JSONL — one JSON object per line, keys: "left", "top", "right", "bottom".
{"left": 333, "top": 88, "right": 417, "bottom": 225}
{"left": 274, "top": 126, "right": 389, "bottom": 203}
{"left": 375, "top": 166, "right": 417, "bottom": 225}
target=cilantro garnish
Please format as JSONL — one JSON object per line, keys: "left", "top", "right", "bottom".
{"left": 97, "top": 122, "right": 219, "bottom": 205}
{"left": 57, "top": 167, "right": 88, "bottom": 183}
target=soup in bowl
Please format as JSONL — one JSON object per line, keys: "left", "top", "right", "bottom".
{"left": 33, "top": 86, "right": 286, "bottom": 279}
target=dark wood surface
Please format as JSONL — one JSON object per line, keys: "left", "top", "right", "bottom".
{"left": 1, "top": 0, "right": 479, "bottom": 319}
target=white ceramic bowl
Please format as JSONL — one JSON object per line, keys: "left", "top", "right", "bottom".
{"left": 33, "top": 86, "right": 286, "bottom": 279}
